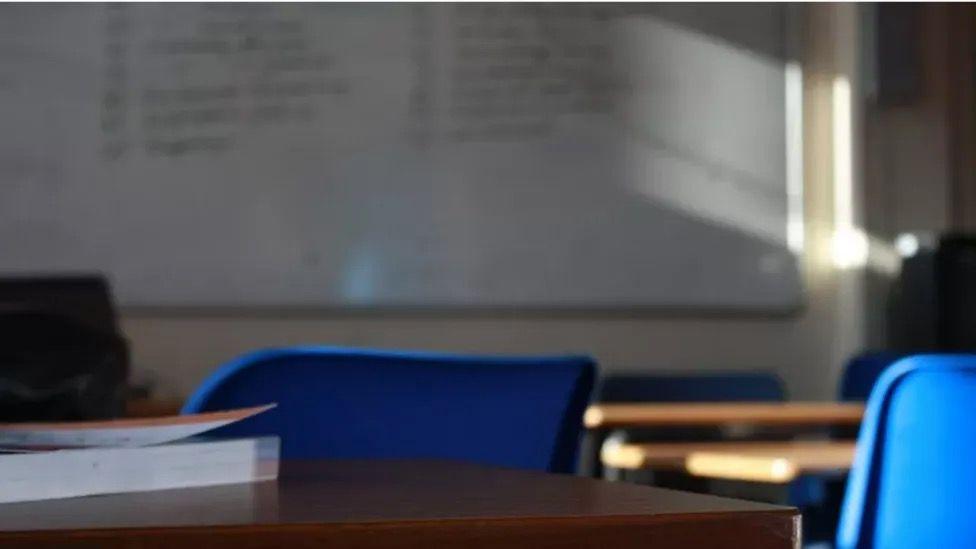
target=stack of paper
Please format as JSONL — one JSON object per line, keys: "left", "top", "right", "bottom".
{"left": 0, "top": 404, "right": 278, "bottom": 504}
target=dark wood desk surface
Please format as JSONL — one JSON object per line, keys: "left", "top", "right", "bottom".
{"left": 0, "top": 460, "right": 797, "bottom": 548}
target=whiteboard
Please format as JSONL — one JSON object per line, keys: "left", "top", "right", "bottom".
{"left": 0, "top": 4, "right": 802, "bottom": 310}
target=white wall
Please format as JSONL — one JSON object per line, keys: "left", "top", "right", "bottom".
{"left": 122, "top": 5, "right": 872, "bottom": 402}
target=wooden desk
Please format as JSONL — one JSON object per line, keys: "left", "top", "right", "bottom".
{"left": 0, "top": 460, "right": 798, "bottom": 548}
{"left": 602, "top": 440, "right": 856, "bottom": 484}
{"left": 584, "top": 402, "right": 865, "bottom": 429}
{"left": 601, "top": 440, "right": 771, "bottom": 470}
{"left": 686, "top": 441, "right": 857, "bottom": 483}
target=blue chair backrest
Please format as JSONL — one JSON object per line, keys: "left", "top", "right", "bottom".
{"left": 597, "top": 372, "right": 785, "bottom": 402}
{"left": 837, "top": 354, "right": 976, "bottom": 549}
{"left": 839, "top": 351, "right": 905, "bottom": 401}
{"left": 183, "top": 347, "right": 596, "bottom": 473}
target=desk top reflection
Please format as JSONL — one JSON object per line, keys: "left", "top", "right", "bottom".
{"left": 0, "top": 460, "right": 797, "bottom": 549}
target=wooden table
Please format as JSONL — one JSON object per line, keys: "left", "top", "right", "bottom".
{"left": 687, "top": 441, "right": 857, "bottom": 483}
{"left": 602, "top": 440, "right": 857, "bottom": 484}
{"left": 0, "top": 460, "right": 798, "bottom": 548}
{"left": 584, "top": 402, "right": 865, "bottom": 429}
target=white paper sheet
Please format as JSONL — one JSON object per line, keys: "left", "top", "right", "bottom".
{"left": 0, "top": 437, "right": 280, "bottom": 504}
{"left": 0, "top": 404, "right": 275, "bottom": 449}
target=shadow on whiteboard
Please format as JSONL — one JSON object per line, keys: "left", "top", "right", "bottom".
{"left": 613, "top": 15, "right": 797, "bottom": 252}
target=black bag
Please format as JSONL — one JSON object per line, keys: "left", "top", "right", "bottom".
{"left": 0, "top": 309, "right": 129, "bottom": 422}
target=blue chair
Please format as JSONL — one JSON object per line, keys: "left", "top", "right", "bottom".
{"left": 837, "top": 354, "right": 976, "bottom": 549}
{"left": 804, "top": 352, "right": 904, "bottom": 546}
{"left": 183, "top": 347, "right": 596, "bottom": 474}
{"left": 597, "top": 372, "right": 785, "bottom": 403}
{"left": 839, "top": 351, "right": 905, "bottom": 402}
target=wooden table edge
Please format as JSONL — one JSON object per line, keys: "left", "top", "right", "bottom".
{"left": 0, "top": 510, "right": 800, "bottom": 548}
{"left": 0, "top": 507, "right": 800, "bottom": 533}
{"left": 601, "top": 440, "right": 858, "bottom": 482}
{"left": 584, "top": 402, "right": 865, "bottom": 429}
{"left": 686, "top": 442, "right": 858, "bottom": 484}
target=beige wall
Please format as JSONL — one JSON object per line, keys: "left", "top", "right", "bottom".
{"left": 124, "top": 309, "right": 838, "bottom": 400}
{"left": 123, "top": 5, "right": 877, "bottom": 402}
